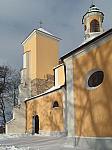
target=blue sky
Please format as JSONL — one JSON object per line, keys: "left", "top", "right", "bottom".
{"left": 0, "top": 0, "right": 111, "bottom": 69}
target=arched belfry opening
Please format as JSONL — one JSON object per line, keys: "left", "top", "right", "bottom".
{"left": 90, "top": 19, "right": 100, "bottom": 32}
{"left": 82, "top": 4, "right": 104, "bottom": 40}
{"left": 32, "top": 115, "right": 39, "bottom": 134}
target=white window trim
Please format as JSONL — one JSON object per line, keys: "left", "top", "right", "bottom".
{"left": 85, "top": 68, "right": 104, "bottom": 90}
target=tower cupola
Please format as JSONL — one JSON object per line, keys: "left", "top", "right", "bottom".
{"left": 82, "top": 4, "right": 104, "bottom": 41}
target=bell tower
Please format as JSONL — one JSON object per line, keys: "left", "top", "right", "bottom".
{"left": 82, "top": 4, "right": 104, "bottom": 40}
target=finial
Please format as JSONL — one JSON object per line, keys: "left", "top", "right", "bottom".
{"left": 90, "top": 0, "right": 95, "bottom": 7}
{"left": 39, "top": 21, "right": 43, "bottom": 28}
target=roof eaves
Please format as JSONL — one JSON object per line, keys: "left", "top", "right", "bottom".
{"left": 21, "top": 29, "right": 62, "bottom": 45}
{"left": 82, "top": 11, "right": 104, "bottom": 24}
{"left": 24, "top": 85, "right": 64, "bottom": 102}
{"left": 61, "top": 28, "right": 112, "bottom": 60}
{"left": 37, "top": 30, "right": 62, "bottom": 41}
{"left": 21, "top": 29, "right": 37, "bottom": 45}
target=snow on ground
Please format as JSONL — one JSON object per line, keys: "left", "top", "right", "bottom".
{"left": 0, "top": 146, "right": 29, "bottom": 150}
{"left": 0, "top": 134, "right": 75, "bottom": 150}
{"left": 0, "top": 134, "right": 32, "bottom": 140}
{"left": 0, "top": 134, "right": 76, "bottom": 150}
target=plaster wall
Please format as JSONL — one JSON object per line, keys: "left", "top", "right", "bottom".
{"left": 22, "top": 31, "right": 59, "bottom": 81}
{"left": 73, "top": 37, "right": 112, "bottom": 137}
{"left": 54, "top": 64, "right": 65, "bottom": 87}
{"left": 23, "top": 32, "right": 37, "bottom": 80}
{"left": 26, "top": 89, "right": 64, "bottom": 134}
{"left": 36, "top": 33, "right": 59, "bottom": 79}
{"left": 64, "top": 57, "right": 74, "bottom": 136}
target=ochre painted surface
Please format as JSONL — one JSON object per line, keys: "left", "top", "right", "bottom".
{"left": 36, "top": 33, "right": 59, "bottom": 79}
{"left": 23, "top": 32, "right": 37, "bottom": 80}
{"left": 22, "top": 31, "right": 59, "bottom": 81}
{"left": 73, "top": 37, "right": 112, "bottom": 137}
{"left": 54, "top": 64, "right": 65, "bottom": 87}
{"left": 26, "top": 89, "right": 64, "bottom": 133}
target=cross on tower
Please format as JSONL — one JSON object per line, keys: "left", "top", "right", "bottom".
{"left": 91, "top": 0, "right": 95, "bottom": 5}
{"left": 39, "top": 21, "right": 43, "bottom": 28}
{"left": 90, "top": 0, "right": 95, "bottom": 8}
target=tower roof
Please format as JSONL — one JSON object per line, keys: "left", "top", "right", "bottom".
{"left": 22, "top": 27, "right": 61, "bottom": 45}
{"left": 82, "top": 4, "right": 104, "bottom": 24}
{"left": 37, "top": 27, "right": 61, "bottom": 40}
{"left": 88, "top": 4, "right": 103, "bottom": 13}
{"left": 37, "top": 28, "right": 53, "bottom": 36}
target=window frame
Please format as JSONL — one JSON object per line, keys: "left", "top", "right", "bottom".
{"left": 52, "top": 101, "right": 59, "bottom": 109}
{"left": 85, "top": 69, "right": 104, "bottom": 90}
{"left": 90, "top": 19, "right": 100, "bottom": 32}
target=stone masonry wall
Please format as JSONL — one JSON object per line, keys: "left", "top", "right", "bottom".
{"left": 6, "top": 102, "right": 26, "bottom": 134}
{"left": 31, "top": 74, "right": 54, "bottom": 96}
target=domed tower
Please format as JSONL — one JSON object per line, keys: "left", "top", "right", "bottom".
{"left": 82, "top": 4, "right": 104, "bottom": 40}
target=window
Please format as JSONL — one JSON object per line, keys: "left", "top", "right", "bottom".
{"left": 90, "top": 19, "right": 100, "bottom": 32}
{"left": 23, "top": 51, "right": 30, "bottom": 69}
{"left": 52, "top": 101, "right": 59, "bottom": 108}
{"left": 87, "top": 70, "right": 104, "bottom": 88}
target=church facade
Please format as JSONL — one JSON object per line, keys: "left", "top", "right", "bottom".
{"left": 6, "top": 4, "right": 112, "bottom": 149}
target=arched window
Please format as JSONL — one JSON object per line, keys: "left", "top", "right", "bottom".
{"left": 90, "top": 19, "right": 100, "bottom": 32}
{"left": 52, "top": 101, "right": 59, "bottom": 108}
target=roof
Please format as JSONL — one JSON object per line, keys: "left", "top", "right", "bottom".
{"left": 38, "top": 28, "right": 53, "bottom": 36}
{"left": 88, "top": 4, "right": 103, "bottom": 13}
{"left": 53, "top": 63, "right": 64, "bottom": 70}
{"left": 86, "top": 4, "right": 103, "bottom": 15}
{"left": 24, "top": 85, "right": 64, "bottom": 102}
{"left": 82, "top": 4, "right": 104, "bottom": 24}
{"left": 22, "top": 27, "right": 61, "bottom": 45}
{"left": 61, "top": 28, "right": 112, "bottom": 60}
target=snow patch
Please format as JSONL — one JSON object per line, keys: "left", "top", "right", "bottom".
{"left": 38, "top": 28, "right": 53, "bottom": 36}
{"left": 0, "top": 146, "right": 30, "bottom": 150}
{"left": 0, "top": 134, "right": 32, "bottom": 140}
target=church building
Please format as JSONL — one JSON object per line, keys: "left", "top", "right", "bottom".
{"left": 6, "top": 4, "right": 112, "bottom": 149}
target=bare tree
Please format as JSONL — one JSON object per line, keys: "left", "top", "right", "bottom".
{"left": 0, "top": 66, "right": 20, "bottom": 128}
{"left": 7, "top": 69, "right": 21, "bottom": 106}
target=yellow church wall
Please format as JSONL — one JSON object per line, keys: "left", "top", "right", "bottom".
{"left": 54, "top": 64, "right": 65, "bottom": 87}
{"left": 23, "top": 31, "right": 37, "bottom": 80}
{"left": 73, "top": 37, "right": 112, "bottom": 137}
{"left": 36, "top": 33, "right": 59, "bottom": 79}
{"left": 26, "top": 89, "right": 64, "bottom": 133}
